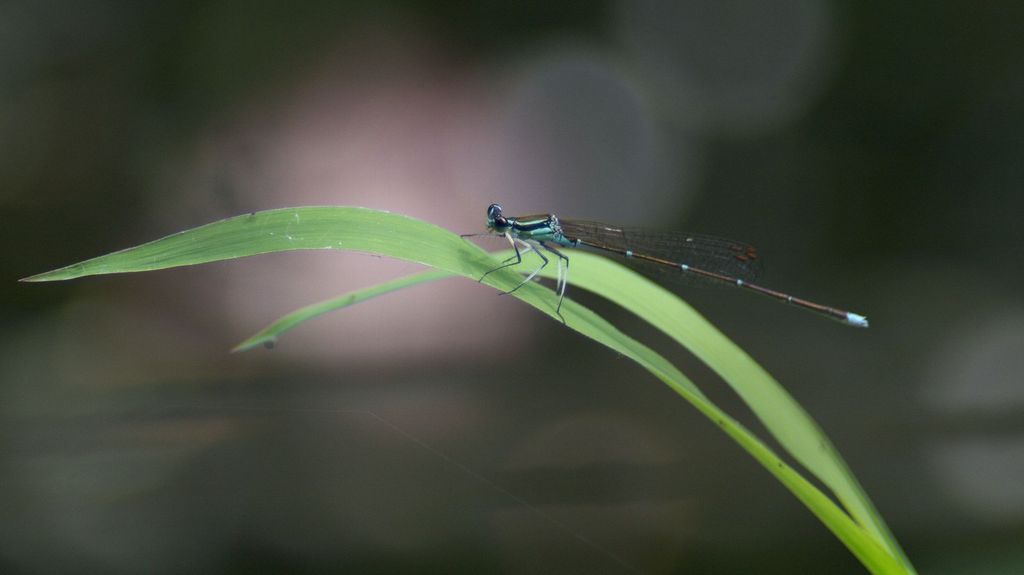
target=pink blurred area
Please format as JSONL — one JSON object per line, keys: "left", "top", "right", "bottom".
{"left": 152, "top": 27, "right": 526, "bottom": 364}
{"left": 142, "top": 23, "right": 702, "bottom": 364}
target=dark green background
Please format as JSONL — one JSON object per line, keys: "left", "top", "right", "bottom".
{"left": 4, "top": 1, "right": 1023, "bottom": 573}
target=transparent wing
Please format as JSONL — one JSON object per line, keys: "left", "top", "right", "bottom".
{"left": 557, "top": 220, "right": 763, "bottom": 288}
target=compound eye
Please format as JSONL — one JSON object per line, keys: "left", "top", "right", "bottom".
{"left": 487, "top": 203, "right": 503, "bottom": 219}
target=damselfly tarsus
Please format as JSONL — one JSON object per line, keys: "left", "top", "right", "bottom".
{"left": 470, "top": 203, "right": 868, "bottom": 328}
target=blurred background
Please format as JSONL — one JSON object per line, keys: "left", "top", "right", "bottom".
{"left": 4, "top": 1, "right": 1023, "bottom": 573}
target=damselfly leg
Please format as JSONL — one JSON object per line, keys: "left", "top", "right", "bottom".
{"left": 472, "top": 235, "right": 570, "bottom": 322}
{"left": 476, "top": 232, "right": 537, "bottom": 285}
{"left": 537, "top": 241, "right": 570, "bottom": 318}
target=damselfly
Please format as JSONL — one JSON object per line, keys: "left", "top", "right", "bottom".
{"left": 472, "top": 203, "right": 868, "bottom": 328}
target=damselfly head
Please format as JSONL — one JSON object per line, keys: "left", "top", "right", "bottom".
{"left": 486, "top": 203, "right": 509, "bottom": 232}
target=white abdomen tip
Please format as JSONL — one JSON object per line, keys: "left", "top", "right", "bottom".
{"left": 845, "top": 312, "right": 869, "bottom": 328}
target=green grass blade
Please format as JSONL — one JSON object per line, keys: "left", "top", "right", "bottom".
{"left": 24, "top": 206, "right": 912, "bottom": 573}
{"left": 21, "top": 207, "right": 489, "bottom": 282}
{"left": 232, "top": 269, "right": 454, "bottom": 352}
{"left": 234, "top": 268, "right": 907, "bottom": 573}
{"left": 530, "top": 252, "right": 913, "bottom": 571}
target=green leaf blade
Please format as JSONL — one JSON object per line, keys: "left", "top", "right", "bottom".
{"left": 232, "top": 269, "right": 455, "bottom": 352}
{"left": 22, "top": 207, "right": 484, "bottom": 282}
{"left": 24, "top": 206, "right": 913, "bottom": 573}
{"left": 531, "top": 251, "right": 912, "bottom": 571}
